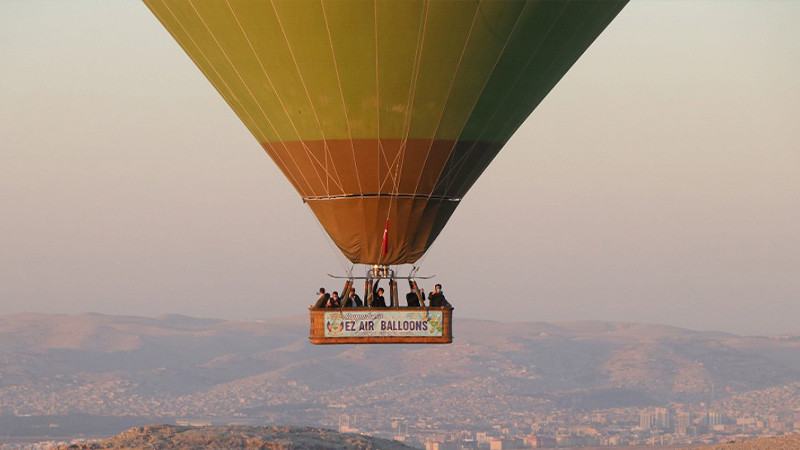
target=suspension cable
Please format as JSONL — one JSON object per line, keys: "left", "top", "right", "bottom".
{"left": 303, "top": 204, "right": 353, "bottom": 278}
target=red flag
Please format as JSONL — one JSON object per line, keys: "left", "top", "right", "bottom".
{"left": 381, "top": 219, "right": 389, "bottom": 256}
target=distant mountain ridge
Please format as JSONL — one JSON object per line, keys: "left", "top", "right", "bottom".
{"left": 2, "top": 313, "right": 800, "bottom": 425}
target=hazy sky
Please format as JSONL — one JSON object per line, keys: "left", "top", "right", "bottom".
{"left": 2, "top": 1, "right": 798, "bottom": 335}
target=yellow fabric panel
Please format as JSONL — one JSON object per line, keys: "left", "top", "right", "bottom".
{"left": 271, "top": 0, "right": 349, "bottom": 140}
{"left": 219, "top": 0, "right": 322, "bottom": 141}
{"left": 405, "top": 0, "right": 478, "bottom": 139}
{"left": 322, "top": 0, "right": 379, "bottom": 139}
{"left": 375, "top": 0, "right": 426, "bottom": 139}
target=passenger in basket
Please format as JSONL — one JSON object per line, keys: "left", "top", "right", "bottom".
{"left": 313, "top": 287, "right": 327, "bottom": 309}
{"left": 342, "top": 291, "right": 353, "bottom": 307}
{"left": 348, "top": 287, "right": 363, "bottom": 307}
{"left": 406, "top": 288, "right": 424, "bottom": 307}
{"left": 371, "top": 286, "right": 387, "bottom": 308}
{"left": 329, "top": 291, "right": 342, "bottom": 308}
{"left": 427, "top": 284, "right": 451, "bottom": 308}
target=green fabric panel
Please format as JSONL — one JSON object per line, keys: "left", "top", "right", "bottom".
{"left": 460, "top": 0, "right": 627, "bottom": 143}
{"left": 491, "top": 1, "right": 628, "bottom": 144}
{"left": 457, "top": 0, "right": 569, "bottom": 143}
{"left": 433, "top": 0, "right": 526, "bottom": 140}
{"left": 448, "top": 1, "right": 628, "bottom": 197}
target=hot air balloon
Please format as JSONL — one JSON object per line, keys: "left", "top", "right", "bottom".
{"left": 144, "top": 0, "right": 627, "bottom": 344}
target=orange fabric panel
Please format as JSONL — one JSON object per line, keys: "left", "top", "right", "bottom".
{"left": 306, "top": 196, "right": 459, "bottom": 265}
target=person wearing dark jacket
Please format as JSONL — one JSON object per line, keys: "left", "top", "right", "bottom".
{"left": 428, "top": 284, "right": 451, "bottom": 308}
{"left": 313, "top": 287, "right": 327, "bottom": 309}
{"left": 329, "top": 291, "right": 342, "bottom": 308}
{"left": 406, "top": 289, "right": 424, "bottom": 307}
{"left": 371, "top": 286, "right": 387, "bottom": 308}
{"left": 347, "top": 288, "right": 363, "bottom": 307}
{"left": 342, "top": 294, "right": 353, "bottom": 307}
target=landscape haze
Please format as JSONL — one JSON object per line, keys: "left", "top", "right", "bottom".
{"left": 1, "top": 0, "right": 799, "bottom": 448}
{"left": 3, "top": 313, "right": 800, "bottom": 448}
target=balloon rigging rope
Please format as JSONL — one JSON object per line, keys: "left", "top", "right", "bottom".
{"left": 373, "top": 0, "right": 397, "bottom": 266}
{"left": 159, "top": 1, "right": 591, "bottom": 272}
{"left": 154, "top": 0, "right": 351, "bottom": 277}
{"left": 269, "top": 0, "right": 347, "bottom": 198}
{"left": 424, "top": 0, "right": 536, "bottom": 200}
{"left": 219, "top": 0, "right": 334, "bottom": 196}
{"left": 413, "top": 1, "right": 531, "bottom": 272}
{"left": 440, "top": 1, "right": 602, "bottom": 196}
{"left": 370, "top": 1, "right": 423, "bottom": 197}
{"left": 394, "top": 0, "right": 430, "bottom": 198}
{"left": 373, "top": 0, "right": 385, "bottom": 266}
{"left": 378, "top": 0, "right": 430, "bottom": 266}
{"left": 320, "top": 0, "right": 364, "bottom": 196}
{"left": 409, "top": 1, "right": 481, "bottom": 273}
{"left": 474, "top": 0, "right": 505, "bottom": 42}
{"left": 155, "top": 0, "right": 316, "bottom": 197}
{"left": 409, "top": 0, "right": 482, "bottom": 198}
{"left": 402, "top": 0, "right": 521, "bottom": 273}
{"left": 373, "top": 0, "right": 388, "bottom": 199}
{"left": 375, "top": 0, "right": 480, "bottom": 272}
{"left": 304, "top": 204, "right": 352, "bottom": 277}
{"left": 195, "top": 0, "right": 337, "bottom": 197}
{"left": 222, "top": 0, "right": 322, "bottom": 196}
{"left": 454, "top": 1, "right": 617, "bottom": 193}
{"left": 416, "top": 244, "right": 434, "bottom": 271}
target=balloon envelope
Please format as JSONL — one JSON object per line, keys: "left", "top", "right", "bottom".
{"left": 144, "top": 0, "right": 627, "bottom": 265}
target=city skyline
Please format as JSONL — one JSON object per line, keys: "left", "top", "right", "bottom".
{"left": 3, "top": 312, "right": 800, "bottom": 448}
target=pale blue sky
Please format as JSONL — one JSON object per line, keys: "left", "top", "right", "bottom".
{"left": 2, "top": 1, "right": 798, "bottom": 335}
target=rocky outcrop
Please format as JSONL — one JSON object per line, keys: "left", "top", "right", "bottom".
{"left": 57, "top": 424, "right": 417, "bottom": 450}
{"left": 681, "top": 432, "right": 800, "bottom": 450}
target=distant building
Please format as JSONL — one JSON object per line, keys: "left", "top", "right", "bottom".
{"left": 338, "top": 414, "right": 357, "bottom": 433}
{"left": 707, "top": 411, "right": 725, "bottom": 427}
{"left": 489, "top": 438, "right": 525, "bottom": 450}
{"left": 639, "top": 410, "right": 654, "bottom": 429}
{"left": 526, "top": 435, "right": 557, "bottom": 448}
{"left": 426, "top": 441, "right": 459, "bottom": 450}
{"left": 737, "top": 416, "right": 756, "bottom": 427}
{"left": 639, "top": 407, "right": 672, "bottom": 430}
{"left": 655, "top": 407, "right": 672, "bottom": 429}
{"left": 556, "top": 435, "right": 600, "bottom": 447}
{"left": 675, "top": 411, "right": 692, "bottom": 435}
{"left": 606, "top": 434, "right": 625, "bottom": 446}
